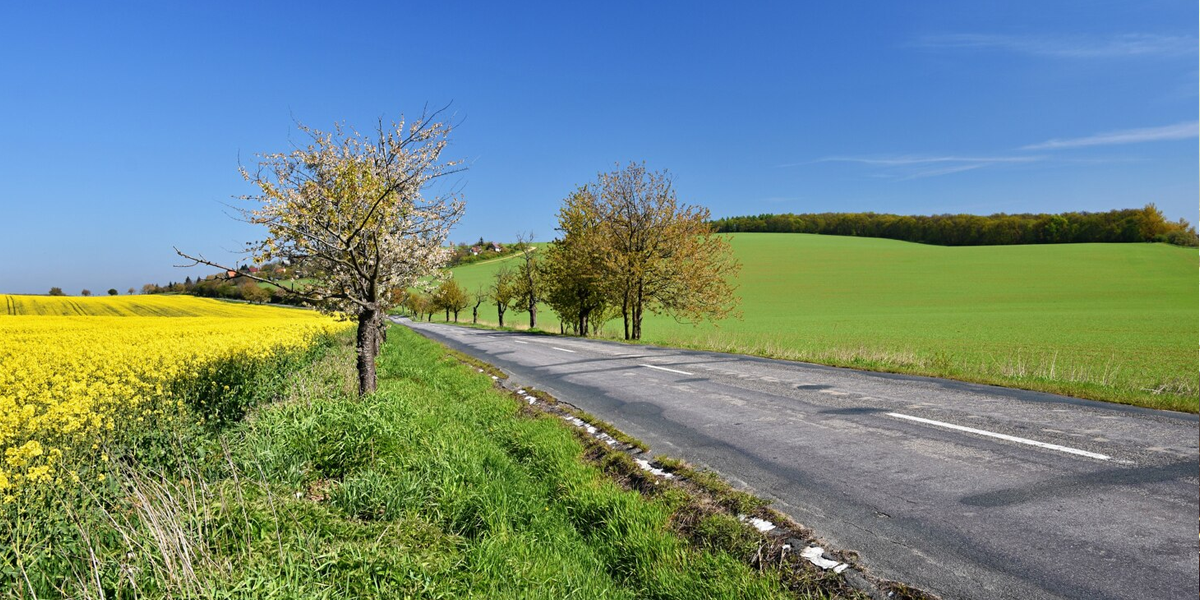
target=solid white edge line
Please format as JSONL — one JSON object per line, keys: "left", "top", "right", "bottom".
{"left": 887, "top": 412, "right": 1111, "bottom": 460}
{"left": 552, "top": 347, "right": 576, "bottom": 353}
{"left": 641, "top": 364, "right": 694, "bottom": 376}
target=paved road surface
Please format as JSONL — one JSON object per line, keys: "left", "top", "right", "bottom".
{"left": 400, "top": 318, "right": 1199, "bottom": 600}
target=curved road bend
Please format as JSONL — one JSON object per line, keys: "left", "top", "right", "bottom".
{"left": 398, "top": 318, "right": 1199, "bottom": 600}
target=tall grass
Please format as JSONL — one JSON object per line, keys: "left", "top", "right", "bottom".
{"left": 3, "top": 327, "right": 833, "bottom": 599}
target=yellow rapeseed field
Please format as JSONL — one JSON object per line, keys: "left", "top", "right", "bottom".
{"left": 0, "top": 295, "right": 351, "bottom": 496}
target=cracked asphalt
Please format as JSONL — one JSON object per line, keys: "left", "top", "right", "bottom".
{"left": 399, "top": 317, "right": 1199, "bottom": 600}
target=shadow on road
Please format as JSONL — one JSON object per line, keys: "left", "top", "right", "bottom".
{"left": 960, "top": 458, "right": 1197, "bottom": 508}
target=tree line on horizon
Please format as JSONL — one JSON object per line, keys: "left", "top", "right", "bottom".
{"left": 45, "top": 287, "right": 132, "bottom": 297}
{"left": 712, "top": 204, "right": 1198, "bottom": 247}
{"left": 140, "top": 263, "right": 307, "bottom": 305}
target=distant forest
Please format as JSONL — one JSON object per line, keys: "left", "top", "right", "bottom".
{"left": 712, "top": 205, "right": 1197, "bottom": 247}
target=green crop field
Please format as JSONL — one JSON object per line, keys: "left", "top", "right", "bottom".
{"left": 436, "top": 233, "right": 1198, "bottom": 412}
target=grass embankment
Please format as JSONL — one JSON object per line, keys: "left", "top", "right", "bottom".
{"left": 6, "top": 324, "right": 844, "bottom": 598}
{"left": 439, "top": 233, "right": 1198, "bottom": 412}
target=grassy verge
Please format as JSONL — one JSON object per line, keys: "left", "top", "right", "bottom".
{"left": 503, "top": 382, "right": 931, "bottom": 600}
{"left": 8, "top": 324, "right": 890, "bottom": 598}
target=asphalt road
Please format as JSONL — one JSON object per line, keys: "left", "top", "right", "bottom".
{"left": 399, "top": 318, "right": 1199, "bottom": 600}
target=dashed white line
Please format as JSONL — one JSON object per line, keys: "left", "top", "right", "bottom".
{"left": 512, "top": 340, "right": 529, "bottom": 344}
{"left": 641, "top": 364, "right": 694, "bottom": 376}
{"left": 552, "top": 347, "right": 576, "bottom": 353}
{"left": 887, "top": 412, "right": 1111, "bottom": 461}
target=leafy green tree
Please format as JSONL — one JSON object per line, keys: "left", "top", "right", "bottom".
{"left": 239, "top": 280, "right": 271, "bottom": 304}
{"left": 591, "top": 162, "right": 740, "bottom": 340}
{"left": 403, "top": 292, "right": 429, "bottom": 320}
{"left": 48, "top": 287, "right": 65, "bottom": 296}
{"left": 80, "top": 289, "right": 92, "bottom": 297}
{"left": 544, "top": 187, "right": 609, "bottom": 336}
{"left": 434, "top": 279, "right": 469, "bottom": 322}
{"left": 490, "top": 266, "right": 517, "bottom": 328}
{"left": 510, "top": 234, "right": 543, "bottom": 329}
{"left": 107, "top": 288, "right": 118, "bottom": 296}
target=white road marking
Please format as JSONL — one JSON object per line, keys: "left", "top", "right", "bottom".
{"left": 641, "top": 364, "right": 694, "bottom": 376}
{"left": 552, "top": 347, "right": 576, "bottom": 353}
{"left": 887, "top": 413, "right": 1111, "bottom": 461}
{"left": 513, "top": 340, "right": 529, "bottom": 344}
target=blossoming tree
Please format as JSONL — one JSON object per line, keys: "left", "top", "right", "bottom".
{"left": 178, "top": 110, "right": 464, "bottom": 394}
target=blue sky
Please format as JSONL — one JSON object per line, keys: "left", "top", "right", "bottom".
{"left": 1, "top": 1, "right": 1195, "bottom": 294}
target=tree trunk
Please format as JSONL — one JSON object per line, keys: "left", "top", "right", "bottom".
{"left": 355, "top": 308, "right": 379, "bottom": 395}
{"left": 497, "top": 303, "right": 505, "bottom": 328}
{"left": 633, "top": 281, "right": 644, "bottom": 340}
{"left": 529, "top": 301, "right": 537, "bottom": 330}
{"left": 631, "top": 302, "right": 638, "bottom": 340}
{"left": 453, "top": 310, "right": 459, "bottom": 322}
{"left": 621, "top": 296, "right": 630, "bottom": 340}
{"left": 444, "top": 308, "right": 449, "bottom": 321}
{"left": 472, "top": 306, "right": 479, "bottom": 324}
{"left": 374, "top": 313, "right": 387, "bottom": 356}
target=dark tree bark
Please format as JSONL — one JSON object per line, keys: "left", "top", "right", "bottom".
{"left": 621, "top": 295, "right": 630, "bottom": 340}
{"left": 355, "top": 308, "right": 380, "bottom": 395}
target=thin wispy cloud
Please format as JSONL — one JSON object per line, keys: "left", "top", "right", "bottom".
{"left": 898, "top": 163, "right": 989, "bottom": 180}
{"left": 1023, "top": 121, "right": 1199, "bottom": 150}
{"left": 817, "top": 155, "right": 1041, "bottom": 167}
{"left": 805, "top": 155, "right": 1045, "bottom": 180}
{"left": 914, "top": 33, "right": 1196, "bottom": 58}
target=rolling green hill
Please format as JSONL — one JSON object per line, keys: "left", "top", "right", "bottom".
{"left": 432, "top": 233, "right": 1197, "bottom": 412}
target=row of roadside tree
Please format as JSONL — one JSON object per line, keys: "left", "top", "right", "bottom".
{"left": 399, "top": 162, "right": 741, "bottom": 341}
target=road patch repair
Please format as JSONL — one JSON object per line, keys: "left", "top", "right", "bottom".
{"left": 455, "top": 361, "right": 936, "bottom": 600}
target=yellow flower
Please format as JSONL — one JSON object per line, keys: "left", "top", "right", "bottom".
{"left": 0, "top": 295, "right": 351, "bottom": 494}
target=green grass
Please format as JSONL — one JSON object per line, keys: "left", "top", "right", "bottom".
{"left": 7, "top": 327, "right": 833, "bottom": 599}
{"left": 225, "top": 326, "right": 797, "bottom": 598}
{"left": 438, "top": 233, "right": 1197, "bottom": 412}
